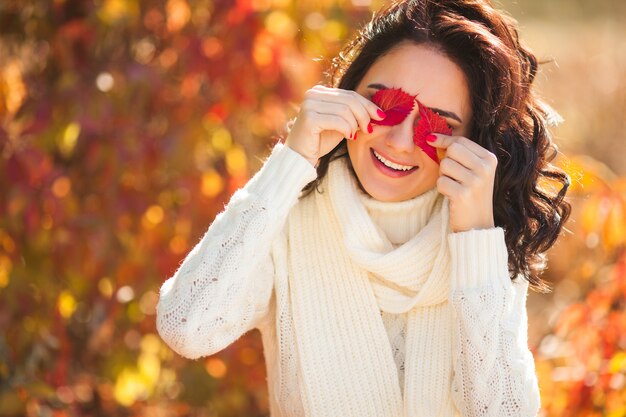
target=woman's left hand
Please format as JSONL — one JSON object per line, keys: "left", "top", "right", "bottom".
{"left": 427, "top": 133, "right": 498, "bottom": 233}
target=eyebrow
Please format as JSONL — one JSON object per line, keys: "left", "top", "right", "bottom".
{"left": 367, "top": 83, "right": 463, "bottom": 123}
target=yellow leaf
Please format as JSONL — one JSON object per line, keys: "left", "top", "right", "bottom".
{"left": 265, "top": 11, "right": 297, "bottom": 39}
{"left": 558, "top": 155, "right": 615, "bottom": 194}
{"left": 202, "top": 170, "right": 224, "bottom": 198}
{"left": 0, "top": 231, "right": 16, "bottom": 254}
{"left": 0, "top": 60, "right": 26, "bottom": 116}
{"left": 166, "top": 0, "right": 190, "bottom": 32}
{"left": 205, "top": 357, "right": 227, "bottom": 379}
{"left": 0, "top": 254, "right": 12, "bottom": 289}
{"left": 211, "top": 127, "right": 232, "bottom": 152}
{"left": 59, "top": 123, "right": 80, "bottom": 158}
{"left": 98, "top": 277, "right": 113, "bottom": 298}
{"left": 114, "top": 368, "right": 146, "bottom": 406}
{"left": 608, "top": 351, "right": 626, "bottom": 373}
{"left": 143, "top": 205, "right": 164, "bottom": 226}
{"left": 607, "top": 408, "right": 626, "bottom": 417}
{"left": 580, "top": 195, "right": 604, "bottom": 233}
{"left": 138, "top": 352, "right": 160, "bottom": 382}
{"left": 58, "top": 291, "right": 77, "bottom": 319}
{"left": 98, "top": 0, "right": 139, "bottom": 24}
{"left": 225, "top": 146, "right": 248, "bottom": 177}
{"left": 321, "top": 20, "right": 346, "bottom": 42}
{"left": 253, "top": 35, "right": 274, "bottom": 67}
{"left": 602, "top": 198, "right": 626, "bottom": 249}
{"left": 141, "top": 333, "right": 162, "bottom": 355}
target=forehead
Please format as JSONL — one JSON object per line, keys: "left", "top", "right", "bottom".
{"left": 358, "top": 42, "right": 471, "bottom": 119}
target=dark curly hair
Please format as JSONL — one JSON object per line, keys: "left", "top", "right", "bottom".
{"left": 290, "top": 0, "right": 571, "bottom": 293}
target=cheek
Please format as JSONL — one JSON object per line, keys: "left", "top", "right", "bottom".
{"left": 346, "top": 140, "right": 356, "bottom": 162}
{"left": 346, "top": 138, "right": 368, "bottom": 165}
{"left": 421, "top": 158, "right": 441, "bottom": 183}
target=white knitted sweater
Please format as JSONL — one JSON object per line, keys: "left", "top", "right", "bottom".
{"left": 156, "top": 142, "right": 541, "bottom": 416}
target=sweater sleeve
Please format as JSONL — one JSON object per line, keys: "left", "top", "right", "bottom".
{"left": 447, "top": 227, "right": 541, "bottom": 417}
{"left": 156, "top": 142, "right": 317, "bottom": 360}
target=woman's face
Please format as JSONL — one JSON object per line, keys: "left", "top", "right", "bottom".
{"left": 349, "top": 42, "right": 472, "bottom": 202}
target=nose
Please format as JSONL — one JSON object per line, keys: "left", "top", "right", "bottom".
{"left": 383, "top": 110, "right": 419, "bottom": 153}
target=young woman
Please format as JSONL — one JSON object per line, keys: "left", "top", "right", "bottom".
{"left": 156, "top": 0, "right": 571, "bottom": 416}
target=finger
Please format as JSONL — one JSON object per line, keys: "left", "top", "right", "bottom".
{"left": 439, "top": 157, "right": 477, "bottom": 185}
{"left": 308, "top": 86, "right": 385, "bottom": 132}
{"left": 303, "top": 109, "right": 354, "bottom": 140}
{"left": 436, "top": 175, "right": 463, "bottom": 198}
{"left": 429, "top": 133, "right": 491, "bottom": 159}
{"left": 353, "top": 89, "right": 387, "bottom": 121}
{"left": 302, "top": 99, "right": 359, "bottom": 137}
{"left": 445, "top": 141, "right": 484, "bottom": 172}
{"left": 310, "top": 85, "right": 386, "bottom": 122}
{"left": 426, "top": 133, "right": 456, "bottom": 149}
{"left": 330, "top": 86, "right": 387, "bottom": 124}
{"left": 306, "top": 91, "right": 368, "bottom": 134}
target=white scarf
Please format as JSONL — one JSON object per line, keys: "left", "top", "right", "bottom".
{"left": 287, "top": 155, "right": 458, "bottom": 417}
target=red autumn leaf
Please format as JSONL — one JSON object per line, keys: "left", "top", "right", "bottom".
{"left": 413, "top": 99, "right": 452, "bottom": 164}
{"left": 369, "top": 87, "right": 416, "bottom": 126}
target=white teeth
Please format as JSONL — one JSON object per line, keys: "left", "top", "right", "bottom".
{"left": 373, "top": 150, "right": 415, "bottom": 171}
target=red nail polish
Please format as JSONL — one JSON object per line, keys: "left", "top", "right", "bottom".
{"left": 353, "top": 132, "right": 358, "bottom": 140}
{"left": 377, "top": 109, "right": 386, "bottom": 118}
{"left": 426, "top": 134, "right": 437, "bottom": 142}
{"left": 367, "top": 123, "right": 373, "bottom": 133}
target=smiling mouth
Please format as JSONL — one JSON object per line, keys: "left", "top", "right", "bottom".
{"left": 372, "top": 149, "right": 417, "bottom": 172}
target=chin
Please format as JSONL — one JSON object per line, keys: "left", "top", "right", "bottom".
{"left": 361, "top": 183, "right": 412, "bottom": 202}
{"left": 370, "top": 191, "right": 403, "bottom": 202}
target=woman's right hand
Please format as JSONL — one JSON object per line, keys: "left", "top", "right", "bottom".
{"left": 285, "top": 84, "right": 387, "bottom": 167}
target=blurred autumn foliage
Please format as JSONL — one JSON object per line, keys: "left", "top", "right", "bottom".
{"left": 0, "top": 0, "right": 624, "bottom": 416}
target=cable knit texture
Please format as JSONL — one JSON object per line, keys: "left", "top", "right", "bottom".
{"left": 156, "top": 142, "right": 541, "bottom": 417}
{"left": 359, "top": 185, "right": 444, "bottom": 398}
